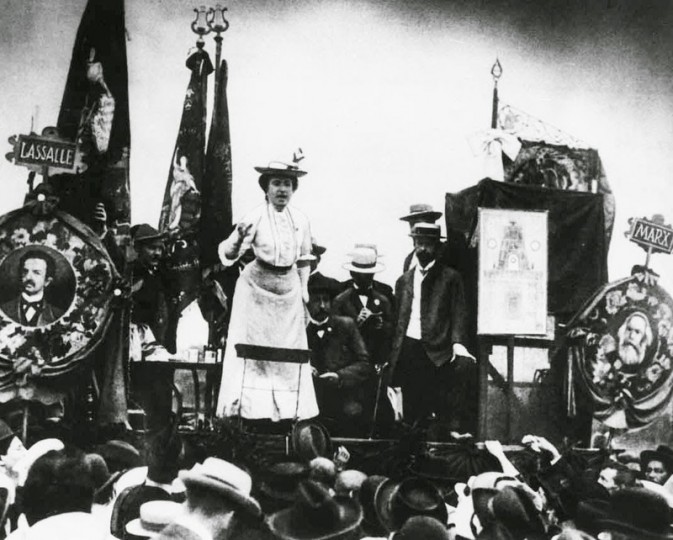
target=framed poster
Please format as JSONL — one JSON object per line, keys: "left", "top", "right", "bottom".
{"left": 478, "top": 208, "right": 548, "bottom": 335}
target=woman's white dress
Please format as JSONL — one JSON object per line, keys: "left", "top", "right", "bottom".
{"left": 215, "top": 203, "right": 319, "bottom": 420}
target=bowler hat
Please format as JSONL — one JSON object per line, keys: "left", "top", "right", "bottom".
{"left": 259, "top": 461, "right": 310, "bottom": 503}
{"left": 359, "top": 475, "right": 389, "bottom": 535}
{"left": 268, "top": 480, "right": 363, "bottom": 540}
{"left": 391, "top": 516, "right": 450, "bottom": 540}
{"left": 131, "top": 223, "right": 164, "bottom": 243}
{"left": 308, "top": 274, "right": 338, "bottom": 296}
{"left": 399, "top": 204, "right": 443, "bottom": 223}
{"left": 125, "top": 500, "right": 182, "bottom": 539}
{"left": 312, "top": 239, "right": 327, "bottom": 256}
{"left": 594, "top": 487, "right": 673, "bottom": 539}
{"left": 375, "top": 477, "right": 448, "bottom": 533}
{"left": 94, "top": 439, "right": 142, "bottom": 472}
{"left": 291, "top": 420, "right": 333, "bottom": 462}
{"left": 179, "top": 457, "right": 262, "bottom": 518}
{"left": 342, "top": 245, "right": 385, "bottom": 274}
{"left": 409, "top": 223, "right": 445, "bottom": 240}
{"left": 641, "top": 446, "right": 673, "bottom": 475}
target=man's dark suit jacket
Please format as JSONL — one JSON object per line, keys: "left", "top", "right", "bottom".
{"left": 0, "top": 297, "right": 64, "bottom": 326}
{"left": 307, "top": 316, "right": 373, "bottom": 388}
{"left": 331, "top": 286, "right": 393, "bottom": 366}
{"left": 390, "top": 264, "right": 467, "bottom": 373}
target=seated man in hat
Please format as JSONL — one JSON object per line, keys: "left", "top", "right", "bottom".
{"left": 389, "top": 223, "right": 476, "bottom": 435}
{"left": 640, "top": 445, "right": 673, "bottom": 485}
{"left": 306, "top": 276, "right": 374, "bottom": 437}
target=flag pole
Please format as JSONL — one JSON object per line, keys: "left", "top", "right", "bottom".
{"left": 207, "top": 4, "right": 230, "bottom": 129}
{"left": 490, "top": 58, "right": 502, "bottom": 129}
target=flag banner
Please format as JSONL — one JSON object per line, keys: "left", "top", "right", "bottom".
{"left": 201, "top": 59, "right": 234, "bottom": 268}
{"left": 497, "top": 104, "right": 615, "bottom": 246}
{"left": 158, "top": 49, "right": 213, "bottom": 232}
{"left": 567, "top": 271, "right": 673, "bottom": 429}
{"left": 52, "top": 0, "right": 131, "bottom": 227}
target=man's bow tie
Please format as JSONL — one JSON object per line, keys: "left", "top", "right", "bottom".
{"left": 22, "top": 300, "right": 42, "bottom": 308}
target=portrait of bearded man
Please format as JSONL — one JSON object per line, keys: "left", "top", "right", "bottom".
{"left": 617, "top": 311, "right": 653, "bottom": 369}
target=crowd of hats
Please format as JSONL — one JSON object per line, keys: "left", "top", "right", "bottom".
{"left": 3, "top": 415, "right": 673, "bottom": 539}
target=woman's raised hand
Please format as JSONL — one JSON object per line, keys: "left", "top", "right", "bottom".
{"left": 237, "top": 222, "right": 253, "bottom": 238}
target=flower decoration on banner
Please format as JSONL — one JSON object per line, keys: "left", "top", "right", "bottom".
{"left": 467, "top": 128, "right": 521, "bottom": 182}
{"left": 567, "top": 269, "right": 673, "bottom": 429}
{"left": 0, "top": 205, "right": 119, "bottom": 402}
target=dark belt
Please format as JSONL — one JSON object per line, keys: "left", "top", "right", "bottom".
{"left": 255, "top": 258, "right": 294, "bottom": 272}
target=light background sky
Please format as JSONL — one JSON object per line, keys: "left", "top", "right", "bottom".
{"left": 0, "top": 0, "right": 672, "bottom": 294}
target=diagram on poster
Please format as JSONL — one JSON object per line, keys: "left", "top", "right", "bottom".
{"left": 478, "top": 208, "right": 548, "bottom": 335}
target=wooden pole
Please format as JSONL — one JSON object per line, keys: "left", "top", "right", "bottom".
{"left": 491, "top": 58, "right": 503, "bottom": 129}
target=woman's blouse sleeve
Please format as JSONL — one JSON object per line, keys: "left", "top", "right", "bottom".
{"left": 217, "top": 207, "right": 260, "bottom": 267}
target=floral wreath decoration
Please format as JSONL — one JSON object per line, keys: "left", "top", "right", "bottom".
{"left": 567, "top": 267, "right": 673, "bottom": 429}
{"left": 0, "top": 194, "right": 120, "bottom": 395}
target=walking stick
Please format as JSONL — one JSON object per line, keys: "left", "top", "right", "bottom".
{"left": 368, "top": 363, "right": 388, "bottom": 439}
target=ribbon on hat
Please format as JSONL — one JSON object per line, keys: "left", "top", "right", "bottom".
{"left": 467, "top": 128, "right": 522, "bottom": 182}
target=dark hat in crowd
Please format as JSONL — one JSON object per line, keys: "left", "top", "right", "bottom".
{"left": 309, "top": 457, "right": 337, "bottom": 488}
{"left": 375, "top": 477, "right": 448, "bottom": 534}
{"left": 593, "top": 487, "right": 673, "bottom": 540}
{"left": 409, "top": 223, "right": 445, "bottom": 240}
{"left": 259, "top": 461, "right": 310, "bottom": 503}
{"left": 399, "top": 204, "right": 443, "bottom": 223}
{"left": 308, "top": 274, "right": 338, "bottom": 297}
{"left": 94, "top": 439, "right": 142, "bottom": 473}
{"left": 267, "top": 480, "right": 363, "bottom": 540}
{"left": 641, "top": 446, "right": 673, "bottom": 474}
{"left": 359, "top": 475, "right": 389, "bottom": 536}
{"left": 491, "top": 486, "right": 547, "bottom": 540}
{"left": 179, "top": 457, "right": 262, "bottom": 518}
{"left": 131, "top": 223, "right": 164, "bottom": 243}
{"left": 291, "top": 420, "right": 333, "bottom": 462}
{"left": 109, "top": 484, "right": 173, "bottom": 539}
{"left": 391, "top": 516, "right": 451, "bottom": 540}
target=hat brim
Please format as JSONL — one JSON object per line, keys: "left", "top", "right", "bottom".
{"left": 342, "top": 262, "right": 385, "bottom": 274}
{"left": 594, "top": 518, "right": 673, "bottom": 540}
{"left": 258, "top": 481, "right": 299, "bottom": 503}
{"left": 374, "top": 479, "right": 400, "bottom": 534}
{"left": 267, "top": 496, "right": 363, "bottom": 540}
{"left": 399, "top": 211, "right": 443, "bottom": 223}
{"left": 179, "top": 471, "right": 262, "bottom": 518}
{"left": 254, "top": 166, "right": 307, "bottom": 177}
{"left": 408, "top": 233, "right": 446, "bottom": 240}
{"left": 291, "top": 420, "right": 333, "bottom": 462}
{"left": 125, "top": 518, "right": 163, "bottom": 538}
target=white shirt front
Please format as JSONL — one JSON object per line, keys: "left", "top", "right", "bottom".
{"left": 406, "top": 257, "right": 435, "bottom": 340}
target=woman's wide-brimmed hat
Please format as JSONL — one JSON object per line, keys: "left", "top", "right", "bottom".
{"left": 399, "top": 204, "right": 443, "bottom": 223}
{"left": 254, "top": 160, "right": 307, "bottom": 178}
{"left": 374, "top": 477, "right": 448, "bottom": 534}
{"left": 342, "top": 245, "right": 385, "bottom": 274}
{"left": 125, "top": 500, "right": 182, "bottom": 539}
{"left": 290, "top": 419, "right": 333, "bottom": 462}
{"left": 268, "top": 480, "right": 363, "bottom": 540}
{"left": 641, "top": 445, "right": 673, "bottom": 475}
{"left": 178, "top": 457, "right": 262, "bottom": 518}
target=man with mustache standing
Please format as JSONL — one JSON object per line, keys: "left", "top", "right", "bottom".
{"left": 1, "top": 250, "right": 64, "bottom": 326}
{"left": 388, "top": 223, "right": 476, "bottom": 435}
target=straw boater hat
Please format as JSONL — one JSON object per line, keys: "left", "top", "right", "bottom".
{"left": 342, "top": 245, "right": 385, "bottom": 274}
{"left": 125, "top": 500, "right": 183, "bottom": 539}
{"left": 409, "top": 223, "right": 445, "bottom": 240}
{"left": 399, "top": 204, "right": 443, "bottom": 223}
{"left": 268, "top": 480, "right": 363, "bottom": 540}
{"left": 178, "top": 457, "right": 262, "bottom": 518}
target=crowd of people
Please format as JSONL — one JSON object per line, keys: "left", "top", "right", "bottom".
{"left": 0, "top": 414, "right": 673, "bottom": 539}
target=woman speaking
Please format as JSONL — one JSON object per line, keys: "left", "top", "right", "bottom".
{"left": 215, "top": 155, "right": 318, "bottom": 424}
